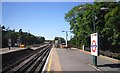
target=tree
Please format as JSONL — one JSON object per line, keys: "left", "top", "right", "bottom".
{"left": 2, "top": 26, "right": 5, "bottom": 30}
{"left": 54, "top": 37, "right": 65, "bottom": 44}
{"left": 19, "top": 29, "right": 22, "bottom": 33}
{"left": 65, "top": 3, "right": 93, "bottom": 48}
{"left": 65, "top": 2, "right": 120, "bottom": 52}
{"left": 2, "top": 26, "right": 45, "bottom": 48}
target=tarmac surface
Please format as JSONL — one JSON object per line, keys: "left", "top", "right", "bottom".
{"left": 44, "top": 48, "right": 120, "bottom": 73}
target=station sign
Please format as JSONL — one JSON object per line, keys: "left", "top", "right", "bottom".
{"left": 91, "top": 33, "right": 99, "bottom": 56}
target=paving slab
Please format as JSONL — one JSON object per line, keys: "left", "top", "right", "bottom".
{"left": 45, "top": 48, "right": 120, "bottom": 73}
{"left": 44, "top": 48, "right": 62, "bottom": 72}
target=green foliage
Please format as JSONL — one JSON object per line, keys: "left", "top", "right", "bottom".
{"left": 68, "top": 36, "right": 78, "bottom": 48}
{"left": 54, "top": 37, "right": 65, "bottom": 44}
{"left": 2, "top": 26, "right": 45, "bottom": 48}
{"left": 100, "top": 50, "right": 120, "bottom": 60}
{"left": 65, "top": 2, "right": 120, "bottom": 52}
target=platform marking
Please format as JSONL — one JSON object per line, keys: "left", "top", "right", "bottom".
{"left": 42, "top": 48, "right": 53, "bottom": 73}
{"left": 47, "top": 53, "right": 52, "bottom": 73}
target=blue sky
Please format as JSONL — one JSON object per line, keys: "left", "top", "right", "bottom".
{"left": 2, "top": 2, "right": 89, "bottom": 40}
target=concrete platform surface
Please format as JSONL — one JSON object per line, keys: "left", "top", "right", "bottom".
{"left": 44, "top": 48, "right": 120, "bottom": 73}
{"left": 0, "top": 44, "right": 48, "bottom": 54}
{"left": 44, "top": 47, "right": 62, "bottom": 72}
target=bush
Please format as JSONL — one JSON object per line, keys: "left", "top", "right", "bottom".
{"left": 100, "top": 50, "right": 120, "bottom": 60}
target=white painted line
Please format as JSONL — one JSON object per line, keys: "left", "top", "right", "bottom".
{"left": 41, "top": 47, "right": 53, "bottom": 73}
{"left": 88, "top": 64, "right": 102, "bottom": 72}
{"left": 78, "top": 53, "right": 103, "bottom": 72}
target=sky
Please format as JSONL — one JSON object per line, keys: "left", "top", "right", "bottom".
{"left": 2, "top": 2, "right": 90, "bottom": 40}
{"left": 2, "top": 0, "right": 119, "bottom": 2}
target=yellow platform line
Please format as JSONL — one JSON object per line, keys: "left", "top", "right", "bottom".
{"left": 47, "top": 53, "right": 52, "bottom": 73}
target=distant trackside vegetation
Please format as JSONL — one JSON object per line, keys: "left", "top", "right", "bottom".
{"left": 1, "top": 25, "right": 45, "bottom": 48}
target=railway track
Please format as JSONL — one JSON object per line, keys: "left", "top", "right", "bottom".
{"left": 2, "top": 44, "right": 52, "bottom": 73}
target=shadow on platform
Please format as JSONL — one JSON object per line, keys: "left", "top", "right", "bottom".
{"left": 97, "top": 63, "right": 120, "bottom": 68}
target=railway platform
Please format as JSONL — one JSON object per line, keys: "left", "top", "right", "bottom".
{"left": 44, "top": 48, "right": 120, "bottom": 73}
{"left": 0, "top": 44, "right": 48, "bottom": 54}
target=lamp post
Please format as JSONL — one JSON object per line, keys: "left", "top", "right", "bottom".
{"left": 62, "top": 31, "right": 68, "bottom": 48}
{"left": 62, "top": 31, "right": 72, "bottom": 48}
{"left": 78, "top": 7, "right": 109, "bottom": 66}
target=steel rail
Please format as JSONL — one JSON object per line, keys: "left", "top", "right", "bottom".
{"left": 2, "top": 44, "right": 52, "bottom": 73}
